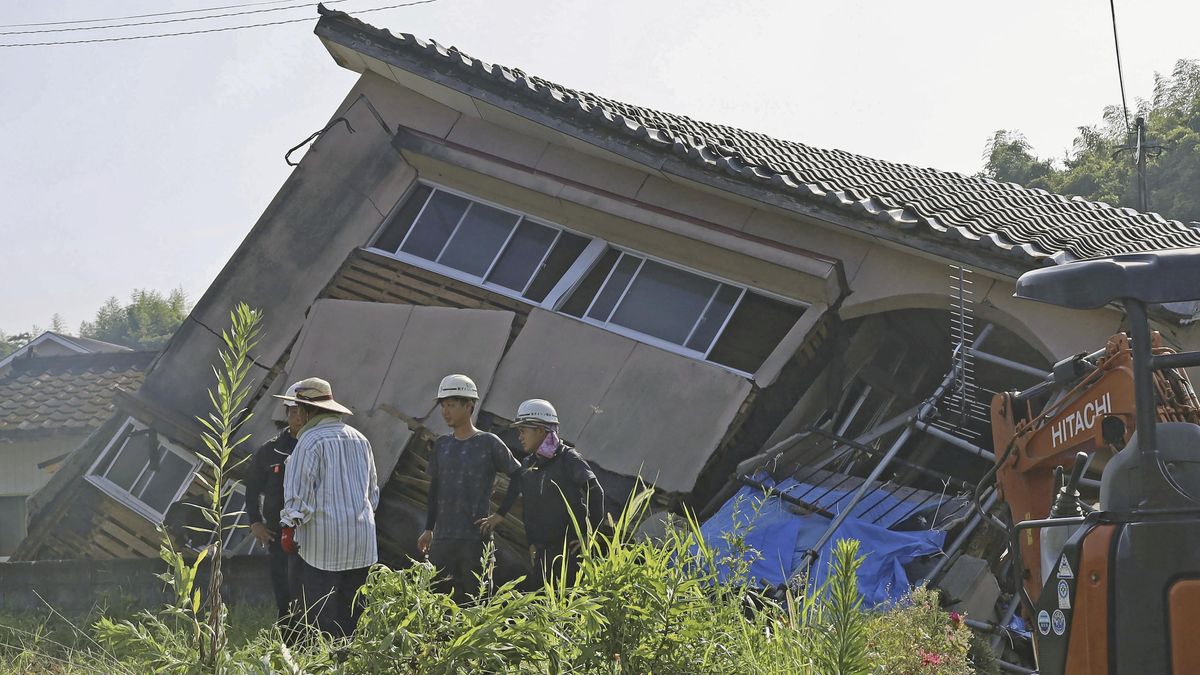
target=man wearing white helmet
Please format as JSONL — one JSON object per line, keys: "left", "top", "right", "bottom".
{"left": 418, "top": 373, "right": 521, "bottom": 602}
{"left": 244, "top": 380, "right": 304, "bottom": 623}
{"left": 478, "top": 399, "right": 606, "bottom": 587}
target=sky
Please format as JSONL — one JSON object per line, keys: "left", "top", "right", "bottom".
{"left": 2, "top": 0, "right": 1198, "bottom": 336}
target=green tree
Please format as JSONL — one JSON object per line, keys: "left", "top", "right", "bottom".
{"left": 983, "top": 59, "right": 1200, "bottom": 224}
{"left": 79, "top": 288, "right": 189, "bottom": 350}
{"left": 0, "top": 332, "right": 33, "bottom": 359}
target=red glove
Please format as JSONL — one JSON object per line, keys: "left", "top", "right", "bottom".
{"left": 279, "top": 526, "right": 298, "bottom": 555}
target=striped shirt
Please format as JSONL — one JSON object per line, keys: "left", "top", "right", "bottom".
{"left": 281, "top": 416, "right": 379, "bottom": 571}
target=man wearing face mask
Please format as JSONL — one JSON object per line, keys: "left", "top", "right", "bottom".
{"left": 477, "top": 399, "right": 607, "bottom": 587}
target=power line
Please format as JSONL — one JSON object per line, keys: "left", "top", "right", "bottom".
{"left": 1108, "top": 0, "right": 1131, "bottom": 133}
{"left": 1, "top": 0, "right": 350, "bottom": 36}
{"left": 0, "top": 0, "right": 301, "bottom": 28}
{"left": 0, "top": 0, "right": 441, "bottom": 48}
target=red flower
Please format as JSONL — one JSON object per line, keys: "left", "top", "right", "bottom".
{"left": 920, "top": 650, "right": 944, "bottom": 666}
{"left": 948, "top": 611, "right": 963, "bottom": 627}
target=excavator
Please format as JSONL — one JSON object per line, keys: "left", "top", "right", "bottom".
{"left": 986, "top": 248, "right": 1200, "bottom": 674}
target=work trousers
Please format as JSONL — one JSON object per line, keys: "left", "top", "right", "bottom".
{"left": 531, "top": 538, "right": 582, "bottom": 588}
{"left": 430, "top": 536, "right": 493, "bottom": 603}
{"left": 267, "top": 538, "right": 296, "bottom": 619}
{"left": 295, "top": 557, "right": 370, "bottom": 638}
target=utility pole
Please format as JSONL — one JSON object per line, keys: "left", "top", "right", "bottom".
{"left": 1115, "top": 115, "right": 1162, "bottom": 212}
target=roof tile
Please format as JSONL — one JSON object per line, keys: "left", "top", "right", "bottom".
{"left": 317, "top": 8, "right": 1200, "bottom": 264}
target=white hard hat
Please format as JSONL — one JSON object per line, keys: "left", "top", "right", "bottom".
{"left": 514, "top": 399, "right": 559, "bottom": 427}
{"left": 281, "top": 381, "right": 304, "bottom": 408}
{"left": 436, "top": 374, "right": 479, "bottom": 401}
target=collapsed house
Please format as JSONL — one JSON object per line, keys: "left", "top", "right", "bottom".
{"left": 0, "top": 333, "right": 152, "bottom": 558}
{"left": 15, "top": 11, "right": 1200, "bottom": 646}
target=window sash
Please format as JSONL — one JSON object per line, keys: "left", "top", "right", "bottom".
{"left": 369, "top": 182, "right": 806, "bottom": 374}
{"left": 86, "top": 419, "right": 200, "bottom": 523}
{"left": 388, "top": 188, "right": 567, "bottom": 298}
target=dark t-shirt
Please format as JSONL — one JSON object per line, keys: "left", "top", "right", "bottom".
{"left": 427, "top": 431, "right": 520, "bottom": 540}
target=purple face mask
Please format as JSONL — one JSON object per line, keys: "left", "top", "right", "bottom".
{"left": 536, "top": 425, "right": 560, "bottom": 459}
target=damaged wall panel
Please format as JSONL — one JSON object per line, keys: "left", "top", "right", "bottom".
{"left": 484, "top": 309, "right": 752, "bottom": 493}
{"left": 269, "top": 299, "right": 514, "bottom": 478}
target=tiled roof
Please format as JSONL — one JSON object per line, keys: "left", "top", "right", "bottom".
{"left": 0, "top": 351, "right": 154, "bottom": 436}
{"left": 317, "top": 7, "right": 1200, "bottom": 265}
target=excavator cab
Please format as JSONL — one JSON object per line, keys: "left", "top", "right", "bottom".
{"left": 1011, "top": 248, "right": 1200, "bottom": 674}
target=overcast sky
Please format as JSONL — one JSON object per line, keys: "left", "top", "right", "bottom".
{"left": 2, "top": 0, "right": 1197, "bottom": 335}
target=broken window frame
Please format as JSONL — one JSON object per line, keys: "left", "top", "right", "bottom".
{"left": 85, "top": 418, "right": 200, "bottom": 524}
{"left": 367, "top": 181, "right": 809, "bottom": 375}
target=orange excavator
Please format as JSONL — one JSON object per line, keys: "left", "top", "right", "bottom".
{"left": 986, "top": 248, "right": 1200, "bottom": 674}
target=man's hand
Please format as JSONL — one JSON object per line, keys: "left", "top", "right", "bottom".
{"left": 475, "top": 513, "right": 504, "bottom": 536}
{"left": 279, "top": 526, "right": 298, "bottom": 555}
{"left": 417, "top": 529, "right": 433, "bottom": 557}
{"left": 250, "top": 522, "right": 275, "bottom": 545}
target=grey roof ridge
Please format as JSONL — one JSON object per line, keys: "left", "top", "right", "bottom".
{"left": 313, "top": 5, "right": 1200, "bottom": 268}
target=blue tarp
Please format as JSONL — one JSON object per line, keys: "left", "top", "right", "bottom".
{"left": 699, "top": 476, "right": 947, "bottom": 607}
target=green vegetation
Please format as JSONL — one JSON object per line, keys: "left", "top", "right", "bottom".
{"left": 0, "top": 304, "right": 983, "bottom": 673}
{"left": 1, "top": 502, "right": 981, "bottom": 673}
{"left": 983, "top": 59, "right": 1200, "bottom": 223}
{"left": 79, "top": 288, "right": 190, "bottom": 350}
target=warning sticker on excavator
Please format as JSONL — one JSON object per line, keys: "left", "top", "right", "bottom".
{"left": 1038, "top": 610, "right": 1051, "bottom": 635}
{"left": 1052, "top": 610, "right": 1067, "bottom": 636}
{"left": 1057, "top": 579, "right": 1071, "bottom": 609}
{"left": 1057, "top": 554, "right": 1074, "bottom": 579}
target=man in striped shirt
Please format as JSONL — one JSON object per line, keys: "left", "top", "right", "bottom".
{"left": 277, "top": 377, "right": 379, "bottom": 638}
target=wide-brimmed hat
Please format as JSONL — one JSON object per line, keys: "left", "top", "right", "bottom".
{"left": 272, "top": 377, "right": 353, "bottom": 415}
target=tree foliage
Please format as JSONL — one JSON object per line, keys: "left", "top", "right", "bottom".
{"left": 983, "top": 59, "right": 1200, "bottom": 223}
{"left": 79, "top": 288, "right": 189, "bottom": 350}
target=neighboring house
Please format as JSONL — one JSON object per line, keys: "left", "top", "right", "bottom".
{"left": 16, "top": 8, "right": 1200, "bottom": 562}
{"left": 0, "top": 331, "right": 133, "bottom": 377}
{"left": 0, "top": 347, "right": 153, "bottom": 558}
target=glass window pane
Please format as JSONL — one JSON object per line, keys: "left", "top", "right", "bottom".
{"left": 686, "top": 285, "right": 742, "bottom": 353}
{"left": 525, "top": 231, "right": 590, "bottom": 302}
{"left": 561, "top": 248, "right": 620, "bottom": 317}
{"left": 486, "top": 220, "right": 557, "bottom": 291}
{"left": 400, "top": 191, "right": 470, "bottom": 260}
{"left": 102, "top": 430, "right": 151, "bottom": 491}
{"left": 437, "top": 202, "right": 520, "bottom": 277}
{"left": 587, "top": 255, "right": 640, "bottom": 322}
{"left": 610, "top": 260, "right": 718, "bottom": 345}
{"left": 140, "top": 451, "right": 193, "bottom": 514}
{"left": 708, "top": 292, "right": 806, "bottom": 372}
{"left": 374, "top": 184, "right": 432, "bottom": 254}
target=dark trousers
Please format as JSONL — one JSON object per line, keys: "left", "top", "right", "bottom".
{"left": 532, "top": 539, "right": 582, "bottom": 588}
{"left": 295, "top": 556, "right": 370, "bottom": 638}
{"left": 267, "top": 539, "right": 296, "bottom": 619}
{"left": 430, "top": 536, "right": 492, "bottom": 603}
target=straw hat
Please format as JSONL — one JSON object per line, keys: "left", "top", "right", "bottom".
{"left": 272, "top": 377, "right": 353, "bottom": 415}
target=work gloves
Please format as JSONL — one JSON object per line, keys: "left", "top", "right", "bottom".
{"left": 280, "top": 525, "right": 298, "bottom": 555}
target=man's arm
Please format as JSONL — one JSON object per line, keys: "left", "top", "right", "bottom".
{"left": 243, "top": 442, "right": 268, "bottom": 525}
{"left": 418, "top": 445, "right": 439, "bottom": 555}
{"left": 569, "top": 454, "right": 607, "bottom": 532}
{"left": 280, "top": 435, "right": 319, "bottom": 529}
{"left": 365, "top": 439, "right": 380, "bottom": 511}
{"left": 479, "top": 465, "right": 524, "bottom": 535}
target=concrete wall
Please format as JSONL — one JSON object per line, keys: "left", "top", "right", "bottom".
{"left": 0, "top": 556, "right": 274, "bottom": 614}
{"left": 138, "top": 74, "right": 421, "bottom": 429}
